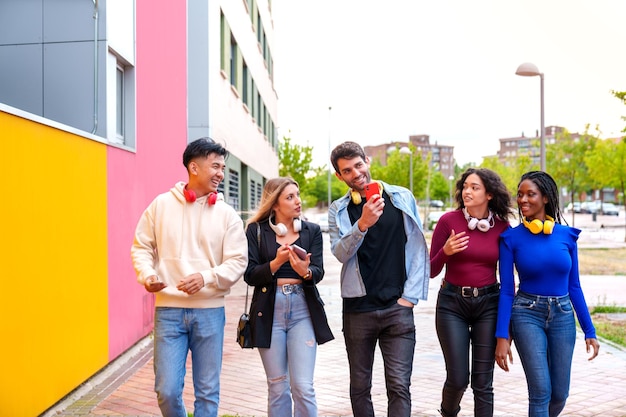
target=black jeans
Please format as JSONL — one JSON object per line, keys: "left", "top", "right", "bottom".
{"left": 343, "top": 302, "right": 416, "bottom": 417}
{"left": 435, "top": 286, "right": 499, "bottom": 417}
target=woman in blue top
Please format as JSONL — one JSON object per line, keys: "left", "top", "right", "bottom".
{"left": 495, "top": 171, "right": 600, "bottom": 417}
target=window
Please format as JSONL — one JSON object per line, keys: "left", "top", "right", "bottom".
{"left": 230, "top": 36, "right": 238, "bottom": 87}
{"left": 116, "top": 65, "right": 125, "bottom": 139}
{"left": 228, "top": 169, "right": 240, "bottom": 210}
{"left": 108, "top": 51, "right": 135, "bottom": 148}
{"left": 250, "top": 179, "right": 257, "bottom": 209}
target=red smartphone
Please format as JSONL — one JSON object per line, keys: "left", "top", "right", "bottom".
{"left": 291, "top": 244, "right": 307, "bottom": 260}
{"left": 364, "top": 182, "right": 381, "bottom": 202}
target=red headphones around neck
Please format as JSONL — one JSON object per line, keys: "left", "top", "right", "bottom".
{"left": 184, "top": 185, "right": 218, "bottom": 205}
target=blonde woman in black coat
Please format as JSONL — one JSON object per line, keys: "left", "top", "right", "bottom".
{"left": 244, "top": 177, "right": 333, "bottom": 417}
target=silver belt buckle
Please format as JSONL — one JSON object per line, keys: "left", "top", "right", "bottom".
{"left": 462, "top": 286, "right": 479, "bottom": 297}
{"left": 282, "top": 284, "right": 294, "bottom": 295}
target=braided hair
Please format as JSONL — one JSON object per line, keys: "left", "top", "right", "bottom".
{"left": 518, "top": 171, "right": 565, "bottom": 224}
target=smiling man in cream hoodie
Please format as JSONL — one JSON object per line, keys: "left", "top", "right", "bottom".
{"left": 131, "top": 137, "right": 248, "bottom": 417}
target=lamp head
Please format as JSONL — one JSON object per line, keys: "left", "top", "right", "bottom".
{"left": 516, "top": 62, "right": 542, "bottom": 77}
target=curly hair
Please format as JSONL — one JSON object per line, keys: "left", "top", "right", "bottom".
{"left": 518, "top": 171, "right": 565, "bottom": 224}
{"left": 454, "top": 168, "right": 512, "bottom": 220}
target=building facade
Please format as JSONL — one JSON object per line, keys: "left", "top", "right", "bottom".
{"left": 496, "top": 126, "right": 578, "bottom": 166}
{"left": 0, "top": 0, "right": 277, "bottom": 415}
{"left": 364, "top": 134, "right": 455, "bottom": 179}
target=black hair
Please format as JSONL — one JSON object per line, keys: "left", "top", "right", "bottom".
{"left": 518, "top": 171, "right": 564, "bottom": 224}
{"left": 455, "top": 168, "right": 512, "bottom": 220}
{"left": 330, "top": 141, "right": 367, "bottom": 173}
{"left": 182, "top": 137, "right": 228, "bottom": 168}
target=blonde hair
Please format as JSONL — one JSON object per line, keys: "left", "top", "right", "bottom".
{"left": 246, "top": 177, "right": 299, "bottom": 228}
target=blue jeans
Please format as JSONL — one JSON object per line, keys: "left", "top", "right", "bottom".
{"left": 153, "top": 307, "right": 225, "bottom": 417}
{"left": 435, "top": 288, "right": 499, "bottom": 417}
{"left": 259, "top": 286, "right": 318, "bottom": 417}
{"left": 343, "top": 302, "right": 416, "bottom": 417}
{"left": 511, "top": 291, "right": 576, "bottom": 417}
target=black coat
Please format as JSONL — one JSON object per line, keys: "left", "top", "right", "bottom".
{"left": 244, "top": 220, "right": 334, "bottom": 348}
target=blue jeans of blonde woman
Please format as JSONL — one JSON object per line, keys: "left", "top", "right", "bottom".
{"left": 259, "top": 286, "right": 318, "bottom": 417}
{"left": 435, "top": 287, "right": 499, "bottom": 417}
{"left": 511, "top": 291, "right": 576, "bottom": 417}
{"left": 153, "top": 306, "right": 225, "bottom": 417}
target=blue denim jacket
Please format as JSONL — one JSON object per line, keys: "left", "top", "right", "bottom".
{"left": 328, "top": 182, "right": 430, "bottom": 305}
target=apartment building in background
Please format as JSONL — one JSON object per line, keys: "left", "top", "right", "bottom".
{"left": 0, "top": 1, "right": 277, "bottom": 415}
{"left": 496, "top": 125, "right": 580, "bottom": 166}
{"left": 365, "top": 134, "right": 455, "bottom": 179}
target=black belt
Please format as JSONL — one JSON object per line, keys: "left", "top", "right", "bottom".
{"left": 441, "top": 280, "right": 500, "bottom": 298}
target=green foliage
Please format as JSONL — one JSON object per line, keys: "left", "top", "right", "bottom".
{"left": 480, "top": 154, "right": 534, "bottom": 198}
{"left": 278, "top": 136, "right": 313, "bottom": 190}
{"left": 592, "top": 306, "right": 626, "bottom": 314}
{"left": 546, "top": 128, "right": 597, "bottom": 212}
{"left": 611, "top": 90, "right": 626, "bottom": 133}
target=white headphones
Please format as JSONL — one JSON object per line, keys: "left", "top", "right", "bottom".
{"left": 269, "top": 213, "right": 302, "bottom": 236}
{"left": 462, "top": 207, "right": 494, "bottom": 232}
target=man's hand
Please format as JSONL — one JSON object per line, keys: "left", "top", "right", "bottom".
{"left": 357, "top": 196, "right": 385, "bottom": 231}
{"left": 144, "top": 275, "right": 167, "bottom": 293}
{"left": 397, "top": 298, "right": 414, "bottom": 308}
{"left": 177, "top": 273, "right": 204, "bottom": 295}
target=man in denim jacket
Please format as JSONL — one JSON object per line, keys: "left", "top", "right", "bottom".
{"left": 328, "top": 141, "right": 430, "bottom": 417}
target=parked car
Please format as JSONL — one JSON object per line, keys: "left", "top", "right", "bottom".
{"left": 581, "top": 201, "right": 599, "bottom": 214}
{"left": 429, "top": 200, "right": 444, "bottom": 208}
{"left": 427, "top": 211, "right": 446, "bottom": 230}
{"left": 316, "top": 214, "right": 329, "bottom": 232}
{"left": 565, "top": 202, "right": 582, "bottom": 213}
{"left": 599, "top": 202, "right": 619, "bottom": 216}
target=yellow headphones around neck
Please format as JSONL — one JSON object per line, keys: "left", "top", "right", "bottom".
{"left": 522, "top": 215, "right": 555, "bottom": 235}
{"left": 350, "top": 181, "right": 384, "bottom": 205}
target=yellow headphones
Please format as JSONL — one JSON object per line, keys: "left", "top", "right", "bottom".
{"left": 351, "top": 190, "right": 362, "bottom": 205}
{"left": 522, "top": 215, "right": 555, "bottom": 235}
{"left": 350, "top": 181, "right": 384, "bottom": 205}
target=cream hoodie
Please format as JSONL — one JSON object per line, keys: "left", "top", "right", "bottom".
{"left": 131, "top": 181, "right": 248, "bottom": 308}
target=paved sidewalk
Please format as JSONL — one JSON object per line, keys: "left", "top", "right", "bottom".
{"left": 46, "top": 233, "right": 626, "bottom": 417}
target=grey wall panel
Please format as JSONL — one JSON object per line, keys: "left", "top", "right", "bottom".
{"left": 0, "top": 0, "right": 43, "bottom": 45}
{"left": 43, "top": 41, "right": 106, "bottom": 134}
{"left": 0, "top": 44, "right": 43, "bottom": 115}
{"left": 43, "top": 0, "right": 106, "bottom": 43}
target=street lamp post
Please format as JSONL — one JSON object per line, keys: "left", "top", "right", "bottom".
{"left": 327, "top": 106, "right": 332, "bottom": 208}
{"left": 516, "top": 62, "right": 545, "bottom": 171}
{"left": 448, "top": 175, "right": 455, "bottom": 208}
{"left": 399, "top": 146, "right": 413, "bottom": 194}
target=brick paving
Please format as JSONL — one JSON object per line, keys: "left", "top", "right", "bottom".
{"left": 45, "top": 231, "right": 626, "bottom": 417}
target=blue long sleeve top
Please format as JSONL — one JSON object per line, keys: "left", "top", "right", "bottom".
{"left": 495, "top": 223, "right": 596, "bottom": 339}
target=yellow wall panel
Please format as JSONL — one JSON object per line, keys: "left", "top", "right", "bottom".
{"left": 0, "top": 111, "right": 109, "bottom": 416}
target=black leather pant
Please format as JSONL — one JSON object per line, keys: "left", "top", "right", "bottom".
{"left": 435, "top": 286, "right": 499, "bottom": 417}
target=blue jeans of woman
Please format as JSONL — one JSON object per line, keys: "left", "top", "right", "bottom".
{"left": 435, "top": 287, "right": 499, "bottom": 417}
{"left": 153, "top": 307, "right": 225, "bottom": 417}
{"left": 259, "top": 285, "right": 318, "bottom": 417}
{"left": 343, "top": 302, "right": 416, "bottom": 417}
{"left": 511, "top": 291, "right": 576, "bottom": 417}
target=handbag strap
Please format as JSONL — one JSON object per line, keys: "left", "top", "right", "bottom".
{"left": 243, "top": 223, "right": 261, "bottom": 313}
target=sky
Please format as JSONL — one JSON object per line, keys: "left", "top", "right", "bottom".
{"left": 271, "top": 0, "right": 626, "bottom": 169}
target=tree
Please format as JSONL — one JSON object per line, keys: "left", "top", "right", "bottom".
{"left": 278, "top": 136, "right": 313, "bottom": 190}
{"left": 611, "top": 90, "right": 626, "bottom": 133}
{"left": 480, "top": 154, "right": 534, "bottom": 198}
{"left": 546, "top": 128, "right": 596, "bottom": 227}
{"left": 585, "top": 137, "right": 626, "bottom": 241}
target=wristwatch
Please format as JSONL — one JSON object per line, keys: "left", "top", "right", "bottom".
{"left": 302, "top": 269, "right": 311, "bottom": 280}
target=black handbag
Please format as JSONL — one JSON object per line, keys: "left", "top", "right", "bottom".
{"left": 236, "top": 285, "right": 253, "bottom": 349}
{"left": 237, "top": 223, "right": 259, "bottom": 349}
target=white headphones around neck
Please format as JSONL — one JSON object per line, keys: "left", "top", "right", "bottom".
{"left": 269, "top": 213, "right": 302, "bottom": 236}
{"left": 462, "top": 207, "right": 494, "bottom": 232}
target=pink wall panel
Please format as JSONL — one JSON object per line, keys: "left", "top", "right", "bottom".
{"left": 106, "top": 0, "right": 189, "bottom": 360}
